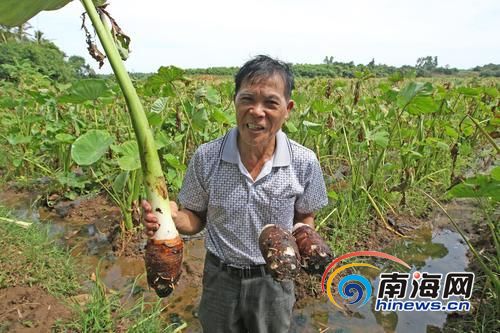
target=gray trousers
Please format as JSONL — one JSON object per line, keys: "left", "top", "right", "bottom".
{"left": 198, "top": 254, "right": 295, "bottom": 333}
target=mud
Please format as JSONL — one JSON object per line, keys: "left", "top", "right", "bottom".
{"left": 0, "top": 286, "right": 72, "bottom": 333}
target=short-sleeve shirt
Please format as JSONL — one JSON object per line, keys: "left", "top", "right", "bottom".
{"left": 178, "top": 128, "right": 328, "bottom": 266}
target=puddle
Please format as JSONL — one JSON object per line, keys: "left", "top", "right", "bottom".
{"left": 0, "top": 191, "right": 472, "bottom": 333}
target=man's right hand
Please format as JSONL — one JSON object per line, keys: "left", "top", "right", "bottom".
{"left": 141, "top": 199, "right": 179, "bottom": 238}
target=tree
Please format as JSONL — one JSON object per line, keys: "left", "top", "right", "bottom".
{"left": 0, "top": 40, "right": 72, "bottom": 81}
{"left": 68, "top": 55, "right": 96, "bottom": 77}
{"left": 323, "top": 56, "right": 334, "bottom": 65}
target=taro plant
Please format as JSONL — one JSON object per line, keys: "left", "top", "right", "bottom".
{"left": 0, "top": 0, "right": 183, "bottom": 297}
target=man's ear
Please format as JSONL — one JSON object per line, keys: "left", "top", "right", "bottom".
{"left": 285, "top": 100, "right": 295, "bottom": 119}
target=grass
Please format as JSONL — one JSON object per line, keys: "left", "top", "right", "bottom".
{"left": 0, "top": 206, "right": 79, "bottom": 296}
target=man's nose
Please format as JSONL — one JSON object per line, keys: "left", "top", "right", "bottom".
{"left": 249, "top": 103, "right": 265, "bottom": 117}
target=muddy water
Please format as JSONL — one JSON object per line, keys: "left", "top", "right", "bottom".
{"left": 0, "top": 191, "right": 472, "bottom": 333}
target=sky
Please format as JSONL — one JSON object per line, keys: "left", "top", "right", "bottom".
{"left": 29, "top": 0, "right": 500, "bottom": 74}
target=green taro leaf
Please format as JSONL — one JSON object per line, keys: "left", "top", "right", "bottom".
{"left": 144, "top": 66, "right": 184, "bottom": 97}
{"left": 285, "top": 122, "right": 298, "bottom": 133}
{"left": 113, "top": 171, "right": 129, "bottom": 194}
{"left": 0, "top": 0, "right": 71, "bottom": 27}
{"left": 456, "top": 87, "right": 480, "bottom": 96}
{"left": 406, "top": 96, "right": 438, "bottom": 115}
{"left": 71, "top": 130, "right": 114, "bottom": 166}
{"left": 205, "top": 86, "right": 221, "bottom": 105}
{"left": 163, "top": 153, "right": 185, "bottom": 171}
{"left": 59, "top": 79, "right": 111, "bottom": 104}
{"left": 367, "top": 130, "right": 389, "bottom": 148}
{"left": 113, "top": 141, "right": 141, "bottom": 171}
{"left": 491, "top": 167, "right": 500, "bottom": 181}
{"left": 397, "top": 82, "right": 433, "bottom": 108}
{"left": 150, "top": 97, "right": 169, "bottom": 113}
{"left": 191, "top": 106, "right": 209, "bottom": 131}
{"left": 447, "top": 175, "right": 500, "bottom": 201}
{"left": 210, "top": 108, "right": 232, "bottom": 125}
{"left": 6, "top": 135, "right": 31, "bottom": 145}
{"left": 55, "top": 133, "right": 75, "bottom": 144}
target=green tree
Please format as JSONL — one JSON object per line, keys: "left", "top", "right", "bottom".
{"left": 67, "top": 55, "right": 96, "bottom": 78}
{"left": 0, "top": 40, "right": 72, "bottom": 81}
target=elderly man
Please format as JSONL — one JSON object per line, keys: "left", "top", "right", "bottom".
{"left": 143, "top": 55, "right": 327, "bottom": 332}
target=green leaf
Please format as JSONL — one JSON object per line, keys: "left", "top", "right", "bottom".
{"left": 191, "top": 106, "right": 208, "bottom": 131}
{"left": 444, "top": 126, "right": 459, "bottom": 139}
{"left": 210, "top": 108, "right": 232, "bottom": 124}
{"left": 163, "top": 153, "right": 185, "bottom": 170}
{"left": 447, "top": 175, "right": 500, "bottom": 201}
{"left": 367, "top": 130, "right": 389, "bottom": 148}
{"left": 205, "top": 86, "right": 221, "bottom": 105}
{"left": 71, "top": 130, "right": 114, "bottom": 166}
{"left": 327, "top": 190, "right": 338, "bottom": 200}
{"left": 150, "top": 97, "right": 169, "bottom": 113}
{"left": 284, "top": 122, "right": 298, "bottom": 133}
{"left": 491, "top": 167, "right": 500, "bottom": 181}
{"left": 113, "top": 141, "right": 141, "bottom": 171}
{"left": 397, "top": 82, "right": 433, "bottom": 108}
{"left": 0, "top": 0, "right": 71, "bottom": 27}
{"left": 155, "top": 131, "right": 171, "bottom": 150}
{"left": 112, "top": 171, "right": 129, "bottom": 194}
{"left": 59, "top": 79, "right": 110, "bottom": 104}
{"left": 6, "top": 135, "right": 31, "bottom": 145}
{"left": 406, "top": 96, "right": 438, "bottom": 115}
{"left": 456, "top": 87, "right": 480, "bottom": 96}
{"left": 144, "top": 66, "right": 184, "bottom": 96}
{"left": 55, "top": 133, "right": 75, "bottom": 144}
{"left": 483, "top": 87, "right": 499, "bottom": 98}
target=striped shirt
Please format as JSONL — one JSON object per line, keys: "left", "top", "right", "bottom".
{"left": 178, "top": 128, "right": 328, "bottom": 266}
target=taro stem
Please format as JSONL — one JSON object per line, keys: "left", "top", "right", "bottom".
{"left": 79, "top": 0, "right": 182, "bottom": 297}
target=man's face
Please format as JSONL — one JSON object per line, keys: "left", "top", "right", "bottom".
{"left": 234, "top": 74, "right": 294, "bottom": 152}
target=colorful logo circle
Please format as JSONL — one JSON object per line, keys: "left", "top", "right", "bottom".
{"left": 321, "top": 251, "right": 410, "bottom": 309}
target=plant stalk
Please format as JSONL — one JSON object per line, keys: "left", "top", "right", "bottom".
{"left": 79, "top": 0, "right": 177, "bottom": 240}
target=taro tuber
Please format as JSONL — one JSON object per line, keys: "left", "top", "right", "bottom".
{"left": 145, "top": 236, "right": 183, "bottom": 297}
{"left": 292, "top": 223, "right": 333, "bottom": 274}
{"left": 258, "top": 224, "right": 301, "bottom": 281}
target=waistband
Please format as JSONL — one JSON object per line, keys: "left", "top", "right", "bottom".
{"left": 206, "top": 252, "right": 269, "bottom": 279}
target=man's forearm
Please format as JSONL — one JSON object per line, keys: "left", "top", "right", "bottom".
{"left": 175, "top": 208, "right": 206, "bottom": 235}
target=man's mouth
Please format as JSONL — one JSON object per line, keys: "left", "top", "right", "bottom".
{"left": 247, "top": 123, "right": 265, "bottom": 130}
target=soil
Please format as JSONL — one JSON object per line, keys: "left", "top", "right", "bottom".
{"left": 0, "top": 286, "right": 72, "bottom": 333}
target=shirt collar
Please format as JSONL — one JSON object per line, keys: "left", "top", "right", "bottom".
{"left": 221, "top": 128, "right": 291, "bottom": 167}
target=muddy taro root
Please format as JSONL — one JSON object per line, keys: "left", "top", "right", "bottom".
{"left": 259, "top": 224, "right": 301, "bottom": 281}
{"left": 145, "top": 236, "right": 183, "bottom": 297}
{"left": 292, "top": 223, "right": 333, "bottom": 274}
